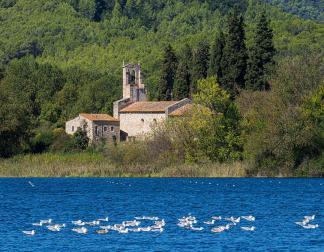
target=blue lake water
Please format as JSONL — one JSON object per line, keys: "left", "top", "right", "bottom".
{"left": 0, "top": 178, "right": 323, "bottom": 251}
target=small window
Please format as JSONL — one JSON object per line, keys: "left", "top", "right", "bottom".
{"left": 153, "top": 119, "right": 157, "bottom": 123}
{"left": 111, "top": 126, "right": 114, "bottom": 132}
{"left": 95, "top": 126, "right": 98, "bottom": 136}
{"left": 141, "top": 119, "right": 144, "bottom": 123}
{"left": 72, "top": 126, "right": 75, "bottom": 132}
{"left": 104, "top": 126, "right": 108, "bottom": 132}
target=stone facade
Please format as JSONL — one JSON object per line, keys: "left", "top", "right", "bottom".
{"left": 65, "top": 114, "right": 120, "bottom": 144}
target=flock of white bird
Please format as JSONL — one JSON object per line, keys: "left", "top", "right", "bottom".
{"left": 22, "top": 216, "right": 165, "bottom": 236}
{"left": 22, "top": 214, "right": 320, "bottom": 236}
{"left": 177, "top": 215, "right": 256, "bottom": 233}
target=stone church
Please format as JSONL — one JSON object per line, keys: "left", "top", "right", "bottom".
{"left": 66, "top": 63, "right": 191, "bottom": 142}
{"left": 113, "top": 63, "right": 191, "bottom": 140}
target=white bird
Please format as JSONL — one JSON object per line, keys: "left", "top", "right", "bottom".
{"left": 118, "top": 228, "right": 129, "bottom": 234}
{"left": 22, "top": 230, "right": 35, "bottom": 236}
{"left": 241, "top": 226, "right": 256, "bottom": 231}
{"left": 123, "top": 220, "right": 141, "bottom": 227}
{"left": 241, "top": 216, "right": 255, "bottom": 221}
{"left": 225, "top": 217, "right": 240, "bottom": 223}
{"left": 295, "top": 220, "right": 309, "bottom": 226}
{"left": 302, "top": 224, "right": 319, "bottom": 229}
{"left": 40, "top": 219, "right": 52, "bottom": 225}
{"left": 72, "top": 227, "right": 88, "bottom": 234}
{"left": 47, "top": 225, "right": 61, "bottom": 232}
{"left": 211, "top": 216, "right": 222, "bottom": 220}
{"left": 32, "top": 222, "right": 43, "bottom": 226}
{"left": 28, "top": 181, "right": 35, "bottom": 187}
{"left": 190, "top": 226, "right": 204, "bottom": 231}
{"left": 154, "top": 219, "right": 165, "bottom": 227}
{"left": 204, "top": 220, "right": 215, "bottom": 225}
{"left": 84, "top": 221, "right": 100, "bottom": 226}
{"left": 135, "top": 216, "right": 159, "bottom": 221}
{"left": 97, "top": 217, "right": 109, "bottom": 222}
{"left": 72, "top": 220, "right": 85, "bottom": 226}
{"left": 211, "top": 226, "right": 226, "bottom": 233}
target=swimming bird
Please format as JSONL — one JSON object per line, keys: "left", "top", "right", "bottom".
{"left": 72, "top": 227, "right": 88, "bottom": 234}
{"left": 22, "top": 230, "right": 35, "bottom": 236}
{"left": 28, "top": 181, "right": 35, "bottom": 187}
{"left": 211, "top": 226, "right": 226, "bottom": 233}
{"left": 241, "top": 226, "right": 256, "bottom": 231}
{"left": 32, "top": 222, "right": 43, "bottom": 226}
{"left": 190, "top": 226, "right": 204, "bottom": 231}
{"left": 47, "top": 225, "right": 61, "bottom": 232}
{"left": 122, "top": 220, "right": 141, "bottom": 227}
{"left": 154, "top": 219, "right": 165, "bottom": 227}
{"left": 204, "top": 220, "right": 215, "bottom": 225}
{"left": 40, "top": 219, "right": 52, "bottom": 225}
{"left": 241, "top": 216, "right": 255, "bottom": 221}
{"left": 72, "top": 220, "right": 85, "bottom": 226}
{"left": 135, "top": 216, "right": 159, "bottom": 221}
{"left": 225, "top": 217, "right": 240, "bottom": 223}
{"left": 211, "top": 216, "right": 222, "bottom": 221}
{"left": 97, "top": 217, "right": 109, "bottom": 222}
{"left": 96, "top": 229, "right": 109, "bottom": 234}
{"left": 84, "top": 221, "right": 100, "bottom": 226}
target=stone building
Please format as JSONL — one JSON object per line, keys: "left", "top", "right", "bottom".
{"left": 65, "top": 113, "right": 120, "bottom": 144}
{"left": 114, "top": 63, "right": 192, "bottom": 140}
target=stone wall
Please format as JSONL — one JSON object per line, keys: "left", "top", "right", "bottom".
{"left": 119, "top": 112, "right": 167, "bottom": 138}
{"left": 166, "top": 98, "right": 192, "bottom": 116}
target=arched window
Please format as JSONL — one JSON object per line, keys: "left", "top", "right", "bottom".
{"left": 153, "top": 119, "right": 157, "bottom": 123}
{"left": 141, "top": 119, "right": 144, "bottom": 123}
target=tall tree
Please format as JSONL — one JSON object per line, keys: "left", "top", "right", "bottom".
{"left": 93, "top": 0, "right": 107, "bottom": 21}
{"left": 174, "top": 44, "right": 192, "bottom": 100}
{"left": 220, "top": 10, "right": 247, "bottom": 97}
{"left": 245, "top": 12, "right": 276, "bottom": 90}
{"left": 209, "top": 31, "right": 225, "bottom": 81}
{"left": 157, "top": 44, "right": 178, "bottom": 101}
{"left": 192, "top": 41, "right": 210, "bottom": 94}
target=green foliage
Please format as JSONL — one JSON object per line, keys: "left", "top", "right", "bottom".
{"left": 173, "top": 44, "right": 192, "bottom": 99}
{"left": 220, "top": 10, "right": 247, "bottom": 96}
{"left": 245, "top": 11, "right": 275, "bottom": 90}
{"left": 73, "top": 128, "right": 89, "bottom": 150}
{"left": 237, "top": 54, "right": 324, "bottom": 176}
{"left": 191, "top": 41, "right": 210, "bottom": 93}
{"left": 209, "top": 31, "right": 225, "bottom": 81}
{"left": 157, "top": 44, "right": 177, "bottom": 100}
{"left": 190, "top": 77, "right": 242, "bottom": 162}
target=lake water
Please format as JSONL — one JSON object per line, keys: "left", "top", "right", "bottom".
{"left": 0, "top": 178, "right": 323, "bottom": 251}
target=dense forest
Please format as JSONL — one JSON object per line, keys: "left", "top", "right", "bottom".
{"left": 0, "top": 0, "right": 323, "bottom": 176}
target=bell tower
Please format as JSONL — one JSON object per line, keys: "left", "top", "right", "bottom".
{"left": 122, "top": 63, "right": 146, "bottom": 102}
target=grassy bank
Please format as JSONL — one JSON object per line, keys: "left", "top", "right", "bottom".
{"left": 0, "top": 152, "right": 247, "bottom": 178}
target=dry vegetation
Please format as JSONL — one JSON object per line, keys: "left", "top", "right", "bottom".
{"left": 0, "top": 152, "right": 247, "bottom": 178}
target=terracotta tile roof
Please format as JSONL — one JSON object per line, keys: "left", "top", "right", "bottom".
{"left": 120, "top": 101, "right": 178, "bottom": 113}
{"left": 169, "top": 103, "right": 193, "bottom": 116}
{"left": 80, "top": 113, "right": 119, "bottom": 122}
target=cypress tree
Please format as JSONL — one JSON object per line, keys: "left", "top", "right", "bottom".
{"left": 174, "top": 44, "right": 192, "bottom": 100}
{"left": 220, "top": 10, "right": 247, "bottom": 97}
{"left": 192, "top": 41, "right": 210, "bottom": 94}
{"left": 245, "top": 12, "right": 275, "bottom": 90}
{"left": 157, "top": 44, "right": 178, "bottom": 101}
{"left": 209, "top": 31, "right": 225, "bottom": 81}
{"left": 93, "top": 0, "right": 107, "bottom": 21}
